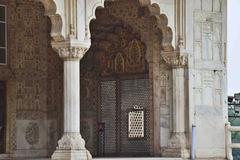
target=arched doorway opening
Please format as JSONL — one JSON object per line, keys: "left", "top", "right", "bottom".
{"left": 80, "top": 0, "right": 174, "bottom": 158}
{"left": 81, "top": 15, "right": 151, "bottom": 157}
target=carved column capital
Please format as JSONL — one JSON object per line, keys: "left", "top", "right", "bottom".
{"left": 161, "top": 51, "right": 188, "bottom": 68}
{"left": 55, "top": 46, "right": 88, "bottom": 61}
{"left": 52, "top": 40, "right": 90, "bottom": 61}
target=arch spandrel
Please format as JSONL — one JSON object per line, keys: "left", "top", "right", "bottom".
{"left": 36, "top": 0, "right": 65, "bottom": 42}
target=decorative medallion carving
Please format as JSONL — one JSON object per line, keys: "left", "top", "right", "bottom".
{"left": 25, "top": 122, "right": 39, "bottom": 148}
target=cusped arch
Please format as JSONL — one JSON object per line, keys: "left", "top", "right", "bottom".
{"left": 87, "top": 0, "right": 152, "bottom": 25}
{"left": 87, "top": 0, "right": 105, "bottom": 26}
{"left": 87, "top": 0, "right": 173, "bottom": 54}
{"left": 36, "top": 0, "right": 65, "bottom": 42}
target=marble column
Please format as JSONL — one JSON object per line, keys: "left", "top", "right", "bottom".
{"left": 168, "top": 67, "right": 189, "bottom": 158}
{"left": 51, "top": 45, "right": 92, "bottom": 160}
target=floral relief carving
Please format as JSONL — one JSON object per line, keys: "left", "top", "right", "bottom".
{"left": 57, "top": 133, "right": 87, "bottom": 150}
{"left": 25, "top": 122, "right": 39, "bottom": 147}
{"left": 54, "top": 46, "right": 89, "bottom": 61}
{"left": 161, "top": 52, "right": 188, "bottom": 67}
{"left": 90, "top": 15, "right": 148, "bottom": 76}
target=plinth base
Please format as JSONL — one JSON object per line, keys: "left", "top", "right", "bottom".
{"left": 161, "top": 133, "right": 189, "bottom": 158}
{"left": 51, "top": 149, "right": 92, "bottom": 160}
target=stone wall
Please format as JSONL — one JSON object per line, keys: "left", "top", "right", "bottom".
{"left": 191, "top": 0, "right": 227, "bottom": 158}
{"left": 0, "top": 0, "right": 63, "bottom": 158}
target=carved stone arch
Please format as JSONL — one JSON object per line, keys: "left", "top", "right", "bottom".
{"left": 87, "top": 0, "right": 174, "bottom": 60}
{"left": 87, "top": 0, "right": 152, "bottom": 26}
{"left": 87, "top": 0, "right": 105, "bottom": 26}
{"left": 36, "top": 0, "right": 65, "bottom": 42}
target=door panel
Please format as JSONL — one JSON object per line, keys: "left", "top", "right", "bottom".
{"left": 120, "top": 79, "right": 150, "bottom": 156}
{"left": 100, "top": 81, "right": 117, "bottom": 155}
{"left": 99, "top": 78, "right": 150, "bottom": 157}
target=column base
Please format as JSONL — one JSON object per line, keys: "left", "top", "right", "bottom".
{"left": 51, "top": 133, "right": 92, "bottom": 160}
{"left": 161, "top": 132, "right": 190, "bottom": 158}
{"left": 51, "top": 149, "right": 92, "bottom": 160}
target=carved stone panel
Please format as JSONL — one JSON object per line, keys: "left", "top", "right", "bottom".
{"left": 90, "top": 15, "right": 148, "bottom": 76}
{"left": 25, "top": 122, "right": 39, "bottom": 148}
{"left": 0, "top": 1, "right": 63, "bottom": 155}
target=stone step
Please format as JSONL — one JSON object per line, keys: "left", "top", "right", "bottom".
{"left": 94, "top": 158, "right": 183, "bottom": 160}
{"left": 0, "top": 156, "right": 183, "bottom": 160}
{"left": 1, "top": 158, "right": 184, "bottom": 160}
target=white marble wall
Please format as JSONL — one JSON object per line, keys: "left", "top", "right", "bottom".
{"left": 191, "top": 0, "right": 227, "bottom": 158}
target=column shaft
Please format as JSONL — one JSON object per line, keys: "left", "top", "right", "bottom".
{"left": 64, "top": 60, "right": 80, "bottom": 133}
{"left": 172, "top": 68, "right": 185, "bottom": 133}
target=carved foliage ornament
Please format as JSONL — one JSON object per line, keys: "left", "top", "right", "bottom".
{"left": 161, "top": 52, "right": 188, "bottom": 67}
{"left": 57, "top": 132, "right": 86, "bottom": 150}
{"left": 56, "top": 133, "right": 92, "bottom": 158}
{"left": 54, "top": 46, "right": 89, "bottom": 61}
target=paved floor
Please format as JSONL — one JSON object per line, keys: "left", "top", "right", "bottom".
{"left": 0, "top": 158, "right": 184, "bottom": 160}
{"left": 94, "top": 158, "right": 183, "bottom": 160}
{"left": 0, "top": 154, "right": 184, "bottom": 160}
{"left": 0, "top": 159, "right": 184, "bottom": 160}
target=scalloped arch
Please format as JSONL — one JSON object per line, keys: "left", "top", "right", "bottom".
{"left": 87, "top": 0, "right": 173, "bottom": 52}
{"left": 36, "top": 0, "right": 65, "bottom": 42}
{"left": 87, "top": 0, "right": 152, "bottom": 24}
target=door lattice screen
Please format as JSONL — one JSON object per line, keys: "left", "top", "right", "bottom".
{"left": 99, "top": 78, "right": 150, "bottom": 157}
{"left": 100, "top": 81, "right": 117, "bottom": 154}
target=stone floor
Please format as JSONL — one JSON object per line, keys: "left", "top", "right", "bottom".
{"left": 5, "top": 159, "right": 183, "bottom": 160}
{"left": 94, "top": 158, "right": 183, "bottom": 160}
{"left": 0, "top": 154, "right": 184, "bottom": 160}
{"left": 0, "top": 157, "right": 184, "bottom": 160}
{"left": 0, "top": 157, "right": 183, "bottom": 160}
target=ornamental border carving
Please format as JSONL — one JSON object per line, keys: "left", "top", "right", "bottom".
{"left": 161, "top": 51, "right": 188, "bottom": 68}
